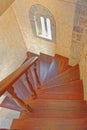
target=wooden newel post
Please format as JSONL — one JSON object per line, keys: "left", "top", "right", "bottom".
{"left": 34, "top": 62, "right": 41, "bottom": 89}
{"left": 7, "top": 86, "right": 32, "bottom": 112}
{"left": 25, "top": 70, "right": 37, "bottom": 99}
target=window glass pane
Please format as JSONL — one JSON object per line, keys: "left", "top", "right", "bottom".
{"left": 40, "top": 16, "right": 46, "bottom": 36}
{"left": 46, "top": 18, "right": 52, "bottom": 40}
{"left": 34, "top": 15, "right": 52, "bottom": 40}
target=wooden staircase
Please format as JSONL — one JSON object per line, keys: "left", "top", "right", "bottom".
{"left": 0, "top": 52, "right": 87, "bottom": 130}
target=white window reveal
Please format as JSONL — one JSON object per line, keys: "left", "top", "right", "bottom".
{"left": 35, "top": 16, "right": 52, "bottom": 40}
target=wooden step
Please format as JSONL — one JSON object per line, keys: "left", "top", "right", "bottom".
{"left": 55, "top": 54, "right": 71, "bottom": 73}
{"left": 41, "top": 80, "right": 83, "bottom": 93}
{"left": 10, "top": 53, "right": 86, "bottom": 130}
{"left": 39, "top": 53, "right": 53, "bottom": 84}
{"left": 37, "top": 80, "right": 84, "bottom": 100}
{"left": 44, "top": 54, "right": 71, "bottom": 82}
{"left": 11, "top": 117, "right": 87, "bottom": 130}
{"left": 43, "top": 64, "right": 80, "bottom": 88}
{"left": 20, "top": 99, "right": 87, "bottom": 119}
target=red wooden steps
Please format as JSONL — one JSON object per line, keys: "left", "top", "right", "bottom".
{"left": 9, "top": 52, "right": 87, "bottom": 129}
{"left": 37, "top": 93, "right": 83, "bottom": 100}
{"left": 44, "top": 54, "right": 71, "bottom": 83}
{"left": 54, "top": 54, "right": 71, "bottom": 73}
{"left": 43, "top": 64, "right": 80, "bottom": 88}
{"left": 11, "top": 118, "right": 87, "bottom": 130}
{"left": 41, "top": 80, "right": 83, "bottom": 93}
{"left": 19, "top": 99, "right": 87, "bottom": 119}
{"left": 37, "top": 80, "right": 84, "bottom": 100}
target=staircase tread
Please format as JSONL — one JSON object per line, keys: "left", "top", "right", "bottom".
{"left": 37, "top": 93, "right": 83, "bottom": 100}
{"left": 11, "top": 117, "right": 87, "bottom": 130}
{"left": 39, "top": 80, "right": 83, "bottom": 93}
{"left": 45, "top": 64, "right": 79, "bottom": 82}
{"left": 41, "top": 80, "right": 83, "bottom": 90}
{"left": 27, "top": 99, "right": 87, "bottom": 106}
{"left": 22, "top": 99, "right": 87, "bottom": 118}
{"left": 9, "top": 53, "right": 87, "bottom": 130}
{"left": 37, "top": 80, "right": 84, "bottom": 100}
{"left": 43, "top": 64, "right": 80, "bottom": 88}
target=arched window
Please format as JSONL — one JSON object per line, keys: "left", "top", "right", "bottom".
{"left": 35, "top": 16, "right": 52, "bottom": 40}
{"left": 29, "top": 5, "right": 56, "bottom": 42}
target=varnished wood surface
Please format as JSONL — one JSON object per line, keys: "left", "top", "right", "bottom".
{"left": 11, "top": 118, "right": 87, "bottom": 130}
{"left": 37, "top": 80, "right": 84, "bottom": 100}
{"left": 18, "top": 99, "right": 87, "bottom": 119}
{"left": 0, "top": 56, "right": 38, "bottom": 95}
{"left": 10, "top": 53, "right": 87, "bottom": 130}
{"left": 44, "top": 54, "right": 71, "bottom": 83}
{"left": 43, "top": 64, "right": 80, "bottom": 88}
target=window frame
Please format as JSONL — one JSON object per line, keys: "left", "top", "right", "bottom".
{"left": 29, "top": 4, "right": 56, "bottom": 43}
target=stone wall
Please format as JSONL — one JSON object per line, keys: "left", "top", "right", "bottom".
{"left": 79, "top": 1, "right": 87, "bottom": 100}
{"left": 12, "top": 0, "right": 77, "bottom": 57}
{"left": 0, "top": 7, "right": 27, "bottom": 81}
{"left": 69, "top": 0, "right": 87, "bottom": 100}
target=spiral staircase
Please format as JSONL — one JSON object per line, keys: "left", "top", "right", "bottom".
{"left": 0, "top": 52, "right": 87, "bottom": 130}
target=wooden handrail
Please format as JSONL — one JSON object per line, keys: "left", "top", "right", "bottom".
{"left": 0, "top": 56, "right": 38, "bottom": 96}
{"left": 0, "top": 56, "right": 38, "bottom": 112}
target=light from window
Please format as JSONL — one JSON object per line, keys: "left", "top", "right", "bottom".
{"left": 46, "top": 18, "right": 52, "bottom": 40}
{"left": 35, "top": 16, "right": 52, "bottom": 40}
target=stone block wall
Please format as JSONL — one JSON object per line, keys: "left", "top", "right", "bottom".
{"left": 69, "top": 0, "right": 87, "bottom": 100}
{"left": 0, "top": 7, "right": 27, "bottom": 81}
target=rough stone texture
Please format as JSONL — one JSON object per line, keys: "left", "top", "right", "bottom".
{"left": 69, "top": 1, "right": 87, "bottom": 65}
{"left": 0, "top": 7, "right": 27, "bottom": 81}
{"left": 69, "top": 0, "right": 87, "bottom": 100}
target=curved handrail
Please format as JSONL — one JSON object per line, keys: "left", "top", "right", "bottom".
{"left": 0, "top": 56, "right": 38, "bottom": 96}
